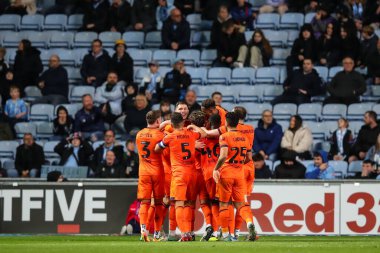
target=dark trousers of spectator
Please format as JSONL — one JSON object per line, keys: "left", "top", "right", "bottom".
{"left": 271, "top": 94, "right": 311, "bottom": 105}
{"left": 323, "top": 96, "right": 360, "bottom": 106}
{"left": 128, "top": 218, "right": 141, "bottom": 234}
{"left": 33, "top": 95, "right": 68, "bottom": 106}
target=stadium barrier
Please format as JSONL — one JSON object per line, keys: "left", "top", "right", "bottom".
{"left": 0, "top": 179, "right": 379, "bottom": 235}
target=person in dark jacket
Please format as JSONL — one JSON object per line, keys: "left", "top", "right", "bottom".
{"left": 108, "top": 0, "right": 131, "bottom": 33}
{"left": 310, "top": 5, "right": 336, "bottom": 39}
{"left": 52, "top": 106, "right": 74, "bottom": 141}
{"left": 161, "top": 8, "right": 191, "bottom": 50}
{"left": 367, "top": 38, "right": 380, "bottom": 85}
{"left": 253, "top": 153, "right": 273, "bottom": 179}
{"left": 230, "top": 0, "right": 254, "bottom": 31}
{"left": 54, "top": 132, "right": 94, "bottom": 167}
{"left": 358, "top": 25, "right": 379, "bottom": 67}
{"left": 349, "top": 111, "right": 380, "bottom": 163}
{"left": 338, "top": 24, "right": 360, "bottom": 63}
{"left": 328, "top": 118, "right": 353, "bottom": 161}
{"left": 174, "top": 0, "right": 194, "bottom": 16}
{"left": 130, "top": 0, "right": 157, "bottom": 32}
{"left": 272, "top": 59, "right": 324, "bottom": 105}
{"left": 80, "top": 39, "right": 111, "bottom": 87}
{"left": 81, "top": 0, "right": 109, "bottom": 33}
{"left": 124, "top": 94, "right": 151, "bottom": 136}
{"left": 253, "top": 110, "right": 283, "bottom": 161}
{"left": 316, "top": 21, "right": 340, "bottom": 67}
{"left": 124, "top": 139, "right": 139, "bottom": 178}
{"left": 185, "top": 90, "right": 201, "bottom": 114}
{"left": 34, "top": 55, "right": 69, "bottom": 105}
{"left": 110, "top": 40, "right": 134, "bottom": 84}
{"left": 0, "top": 47, "right": 10, "bottom": 105}
{"left": 210, "top": 5, "right": 232, "bottom": 49}
{"left": 324, "top": 57, "right": 366, "bottom": 105}
{"left": 95, "top": 150, "right": 124, "bottom": 178}
{"left": 274, "top": 150, "right": 306, "bottom": 179}
{"left": 122, "top": 83, "right": 138, "bottom": 113}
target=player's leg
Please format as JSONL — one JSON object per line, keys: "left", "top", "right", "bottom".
{"left": 137, "top": 175, "right": 153, "bottom": 242}
{"left": 218, "top": 177, "right": 236, "bottom": 241}
{"left": 152, "top": 174, "right": 166, "bottom": 241}
{"left": 173, "top": 173, "right": 190, "bottom": 241}
{"left": 167, "top": 173, "right": 178, "bottom": 240}
{"left": 199, "top": 179, "right": 213, "bottom": 241}
{"left": 228, "top": 204, "right": 235, "bottom": 236}
{"left": 185, "top": 171, "right": 199, "bottom": 241}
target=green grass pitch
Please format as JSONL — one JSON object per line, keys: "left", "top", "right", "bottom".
{"left": 0, "top": 235, "right": 379, "bottom": 253}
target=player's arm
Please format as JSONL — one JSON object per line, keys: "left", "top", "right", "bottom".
{"left": 159, "top": 120, "right": 171, "bottom": 130}
{"left": 244, "top": 149, "right": 253, "bottom": 164}
{"left": 154, "top": 136, "right": 168, "bottom": 153}
{"left": 213, "top": 146, "right": 227, "bottom": 183}
{"left": 187, "top": 124, "right": 207, "bottom": 139}
{"left": 202, "top": 127, "right": 220, "bottom": 137}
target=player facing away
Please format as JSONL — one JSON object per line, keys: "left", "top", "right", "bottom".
{"left": 136, "top": 110, "right": 166, "bottom": 242}
{"left": 155, "top": 112, "right": 207, "bottom": 241}
{"left": 201, "top": 99, "right": 227, "bottom": 128}
{"left": 213, "top": 112, "right": 258, "bottom": 242}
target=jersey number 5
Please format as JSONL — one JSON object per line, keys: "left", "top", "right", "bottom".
{"left": 181, "top": 143, "right": 191, "bottom": 160}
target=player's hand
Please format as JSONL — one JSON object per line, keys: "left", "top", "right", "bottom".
{"left": 195, "top": 140, "right": 205, "bottom": 149}
{"left": 187, "top": 124, "right": 197, "bottom": 131}
{"left": 213, "top": 170, "right": 220, "bottom": 184}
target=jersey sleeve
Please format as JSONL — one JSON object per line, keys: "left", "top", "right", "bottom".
{"left": 218, "top": 126, "right": 227, "bottom": 135}
{"left": 160, "top": 133, "right": 173, "bottom": 148}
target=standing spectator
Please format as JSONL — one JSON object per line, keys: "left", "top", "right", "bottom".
{"left": 124, "top": 94, "right": 151, "bottom": 136}
{"left": 305, "top": 151, "right": 335, "bottom": 179}
{"left": 253, "top": 153, "right": 273, "bottom": 179}
{"left": 259, "top": 0, "right": 288, "bottom": 15}
{"left": 230, "top": 0, "right": 255, "bottom": 31}
{"left": 317, "top": 22, "right": 340, "bottom": 67}
{"left": 161, "top": 8, "right": 191, "bottom": 50}
{"left": 52, "top": 106, "right": 74, "bottom": 141}
{"left": 253, "top": 110, "right": 283, "bottom": 161}
{"left": 161, "top": 58, "right": 191, "bottom": 104}
{"left": 349, "top": 111, "right": 380, "bottom": 162}
{"left": 367, "top": 39, "right": 380, "bottom": 85}
{"left": 174, "top": 0, "right": 194, "bottom": 16}
{"left": 4, "top": 85, "right": 27, "bottom": 137}
{"left": 272, "top": 59, "right": 324, "bottom": 105}
{"left": 122, "top": 83, "right": 138, "bottom": 113}
{"left": 74, "top": 94, "right": 105, "bottom": 141}
{"left": 338, "top": 25, "right": 360, "bottom": 63}
{"left": 360, "top": 160, "right": 380, "bottom": 179}
{"left": 365, "top": 133, "right": 380, "bottom": 161}
{"left": 130, "top": 0, "right": 157, "bottom": 32}
{"left": 54, "top": 132, "right": 94, "bottom": 167}
{"left": 0, "top": 47, "right": 10, "bottom": 105}
{"left": 328, "top": 118, "right": 353, "bottom": 161}
{"left": 82, "top": 0, "right": 109, "bottom": 33}
{"left": 156, "top": 0, "right": 175, "bottom": 30}
{"left": 210, "top": 5, "right": 232, "bottom": 49}
{"left": 124, "top": 139, "right": 139, "bottom": 178}
{"left": 15, "top": 133, "right": 45, "bottom": 178}
{"left": 358, "top": 26, "right": 379, "bottom": 68}
{"left": 108, "top": 0, "right": 132, "bottom": 33}
{"left": 34, "top": 55, "right": 69, "bottom": 106}
{"left": 140, "top": 61, "right": 162, "bottom": 104}
{"left": 274, "top": 150, "right": 306, "bottom": 179}
{"left": 324, "top": 57, "right": 366, "bottom": 105}
{"left": 281, "top": 115, "right": 313, "bottom": 160}
{"left": 110, "top": 40, "right": 134, "bottom": 84}
{"left": 81, "top": 39, "right": 111, "bottom": 87}
{"left": 185, "top": 90, "right": 201, "bottom": 113}
{"left": 311, "top": 5, "right": 336, "bottom": 39}
{"left": 95, "top": 150, "right": 124, "bottom": 178}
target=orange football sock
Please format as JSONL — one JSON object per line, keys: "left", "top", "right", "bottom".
{"left": 184, "top": 206, "right": 192, "bottom": 233}
{"left": 175, "top": 206, "right": 185, "bottom": 233}
{"left": 139, "top": 202, "right": 150, "bottom": 229}
{"left": 235, "top": 212, "right": 243, "bottom": 231}
{"left": 154, "top": 203, "right": 165, "bottom": 232}
{"left": 200, "top": 203, "right": 212, "bottom": 226}
{"left": 169, "top": 203, "right": 177, "bottom": 231}
{"left": 239, "top": 205, "right": 253, "bottom": 224}
{"left": 228, "top": 205, "right": 235, "bottom": 234}
{"left": 146, "top": 205, "right": 155, "bottom": 231}
{"left": 191, "top": 206, "right": 195, "bottom": 232}
{"left": 219, "top": 206, "right": 229, "bottom": 234}
{"left": 211, "top": 204, "right": 219, "bottom": 231}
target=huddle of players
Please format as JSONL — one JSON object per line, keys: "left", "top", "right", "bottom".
{"left": 136, "top": 98, "right": 257, "bottom": 242}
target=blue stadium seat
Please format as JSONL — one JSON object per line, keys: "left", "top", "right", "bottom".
{"left": 73, "top": 48, "right": 89, "bottom": 66}
{"left": 36, "top": 122, "right": 54, "bottom": 139}
{"left": 255, "top": 13, "right": 280, "bottom": 29}
{"left": 104, "top": 48, "right": 115, "bottom": 57}
{"left": 207, "top": 67, "right": 231, "bottom": 85}
{"left": 323, "top": 121, "right": 338, "bottom": 137}
{"left": 221, "top": 102, "right": 235, "bottom": 112}
{"left": 50, "top": 31, "right": 74, "bottom": 48}
{"left": 348, "top": 161, "right": 362, "bottom": 173}
{"left": 128, "top": 49, "right": 152, "bottom": 66}
{"left": 177, "top": 49, "right": 200, "bottom": 67}
{"left": 241, "top": 102, "right": 272, "bottom": 120}
{"left": 230, "top": 67, "right": 255, "bottom": 85}
{"left": 67, "top": 14, "right": 84, "bottom": 30}
{"left": 52, "top": 49, "right": 77, "bottom": 67}
{"left": 322, "top": 104, "right": 347, "bottom": 120}
{"left": 238, "top": 85, "right": 262, "bottom": 103}
{"left": 273, "top": 103, "right": 297, "bottom": 120}
{"left": 122, "top": 31, "right": 144, "bottom": 48}
{"left": 66, "top": 67, "right": 82, "bottom": 84}
{"left": 134, "top": 68, "right": 150, "bottom": 84}
{"left": 24, "top": 86, "right": 42, "bottom": 102}
{"left": 193, "top": 86, "right": 216, "bottom": 102}
{"left": 43, "top": 141, "right": 61, "bottom": 161}
{"left": 264, "top": 30, "right": 288, "bottom": 47}
{"left": 99, "top": 31, "right": 122, "bottom": 48}
{"left": 3, "top": 159, "right": 15, "bottom": 171}
{"left": 213, "top": 85, "right": 236, "bottom": 102}
{"left": 186, "top": 14, "right": 202, "bottom": 30}
{"left": 304, "top": 12, "right": 316, "bottom": 23}
{"left": 303, "top": 121, "right": 327, "bottom": 140}
{"left": 373, "top": 104, "right": 380, "bottom": 114}
{"left": 2, "top": 31, "right": 27, "bottom": 47}
{"left": 261, "top": 84, "right": 283, "bottom": 102}
{"left": 255, "top": 67, "right": 280, "bottom": 85}
{"left": 200, "top": 49, "right": 216, "bottom": 67}
{"left": 152, "top": 50, "right": 176, "bottom": 66}
{"left": 57, "top": 103, "right": 82, "bottom": 117}
{"left": 287, "top": 30, "right": 299, "bottom": 47}
{"left": 20, "top": 14, "right": 44, "bottom": 31}
{"left": 297, "top": 103, "right": 322, "bottom": 121}
{"left": 347, "top": 103, "right": 374, "bottom": 121}
{"left": 70, "top": 86, "right": 95, "bottom": 103}
{"left": 349, "top": 121, "right": 363, "bottom": 136}
{"left": 14, "top": 122, "right": 37, "bottom": 138}
{"left": 0, "top": 141, "right": 19, "bottom": 159}
{"left": 4, "top": 48, "right": 17, "bottom": 65}
{"left": 279, "top": 13, "right": 304, "bottom": 30}
{"left": 271, "top": 48, "right": 290, "bottom": 65}
{"left": 313, "top": 66, "right": 328, "bottom": 82}
{"left": 328, "top": 66, "right": 343, "bottom": 82}
{"left": 74, "top": 32, "right": 98, "bottom": 48}
{"left": 190, "top": 31, "right": 211, "bottom": 48}
{"left": 312, "top": 140, "right": 331, "bottom": 153}
{"left": 0, "top": 14, "right": 21, "bottom": 30}
{"left": 187, "top": 67, "right": 207, "bottom": 85}
{"left": 145, "top": 31, "right": 162, "bottom": 48}
{"left": 39, "top": 49, "right": 51, "bottom": 65}
{"left": 43, "top": 14, "right": 67, "bottom": 31}
{"left": 29, "top": 104, "right": 55, "bottom": 121}
{"left": 28, "top": 32, "right": 51, "bottom": 48}
{"left": 272, "top": 160, "right": 281, "bottom": 171}
{"left": 329, "top": 161, "right": 348, "bottom": 178}
{"left": 279, "top": 66, "right": 287, "bottom": 83}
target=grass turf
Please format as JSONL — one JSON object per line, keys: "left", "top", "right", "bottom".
{"left": 0, "top": 235, "right": 379, "bottom": 253}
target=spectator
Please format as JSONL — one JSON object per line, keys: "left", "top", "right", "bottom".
{"left": 185, "top": 90, "right": 201, "bottom": 113}
{"left": 358, "top": 25, "right": 379, "bottom": 68}
{"left": 124, "top": 94, "right": 151, "bottom": 136}
{"left": 360, "top": 159, "right": 380, "bottom": 179}
{"left": 273, "top": 59, "right": 324, "bottom": 105}
{"left": 253, "top": 110, "right": 283, "bottom": 161}
{"left": 95, "top": 150, "right": 124, "bottom": 178}
{"left": 235, "top": 29, "right": 273, "bottom": 68}
{"left": 34, "top": 55, "right": 69, "bottom": 105}
{"left": 54, "top": 132, "right": 94, "bottom": 167}
{"left": 253, "top": 153, "right": 273, "bottom": 179}
{"left": 259, "top": 0, "right": 288, "bottom": 15}
{"left": 94, "top": 71, "right": 125, "bottom": 124}
{"left": 47, "top": 171, "right": 66, "bottom": 182}
{"left": 161, "top": 8, "right": 191, "bottom": 50}
{"left": 328, "top": 118, "right": 353, "bottom": 161}
{"left": 44, "top": 0, "right": 78, "bottom": 15}
{"left": 110, "top": 40, "right": 134, "bottom": 84}
{"left": 81, "top": 39, "right": 111, "bottom": 87}
{"left": 52, "top": 106, "right": 74, "bottom": 141}
{"left": 130, "top": 0, "right": 157, "bottom": 32}
{"left": 335, "top": 7, "right": 356, "bottom": 36}
{"left": 201, "top": 0, "right": 235, "bottom": 21}
{"left": 305, "top": 151, "right": 335, "bottom": 179}
{"left": 365, "top": 133, "right": 380, "bottom": 161}
{"left": 274, "top": 150, "right": 306, "bottom": 179}
{"left": 324, "top": 57, "right": 366, "bottom": 105}
{"left": 211, "top": 91, "right": 223, "bottom": 107}
{"left": 311, "top": 5, "right": 336, "bottom": 39}
{"left": 231, "top": 0, "right": 255, "bottom": 31}
{"left": 120, "top": 199, "right": 141, "bottom": 235}
{"left": 15, "top": 133, "right": 45, "bottom": 178}
{"left": 140, "top": 61, "right": 162, "bottom": 104}
{"left": 124, "top": 139, "right": 139, "bottom": 178}
{"left": 74, "top": 94, "right": 105, "bottom": 142}
{"left": 349, "top": 0, "right": 364, "bottom": 19}
{"left": 161, "top": 58, "right": 191, "bottom": 104}
{"left": 156, "top": 0, "right": 175, "bottom": 30}
{"left": 174, "top": 0, "right": 194, "bottom": 16}
{"left": 0, "top": 165, "right": 8, "bottom": 178}
{"left": 286, "top": 24, "right": 317, "bottom": 77}
{"left": 349, "top": 111, "right": 380, "bottom": 162}
{"left": 214, "top": 20, "right": 246, "bottom": 68}
{"left": 281, "top": 115, "right": 313, "bottom": 160}
{"left": 316, "top": 22, "right": 340, "bottom": 67}
{"left": 362, "top": 0, "right": 380, "bottom": 26}
{"left": 82, "top": 0, "right": 109, "bottom": 33}
{"left": 4, "top": 85, "right": 27, "bottom": 138}
{"left": 109, "top": 0, "right": 132, "bottom": 33}
{"left": 159, "top": 100, "right": 172, "bottom": 115}
{"left": 0, "top": 47, "right": 10, "bottom": 106}
{"left": 4, "top": 0, "right": 27, "bottom": 15}
{"left": 367, "top": 39, "right": 380, "bottom": 85}
{"left": 210, "top": 5, "right": 232, "bottom": 49}
{"left": 304, "top": 0, "right": 319, "bottom": 13}
{"left": 122, "top": 83, "right": 138, "bottom": 113}
{"left": 338, "top": 25, "right": 360, "bottom": 63}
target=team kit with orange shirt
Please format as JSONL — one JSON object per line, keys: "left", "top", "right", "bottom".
{"left": 135, "top": 100, "right": 258, "bottom": 242}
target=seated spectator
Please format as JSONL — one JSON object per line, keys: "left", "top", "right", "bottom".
{"left": 124, "top": 139, "right": 139, "bottom": 178}
{"left": 316, "top": 22, "right": 340, "bottom": 67}
{"left": 94, "top": 71, "right": 125, "bottom": 124}
{"left": 259, "top": 0, "right": 288, "bottom": 15}
{"left": 54, "top": 132, "right": 94, "bottom": 167}
{"left": 201, "top": 0, "right": 235, "bottom": 22}
{"left": 360, "top": 159, "right": 380, "bottom": 179}
{"left": 109, "top": 0, "right": 132, "bottom": 33}
{"left": 231, "top": 0, "right": 255, "bottom": 31}
{"left": 235, "top": 29, "right": 273, "bottom": 68}
{"left": 349, "top": 111, "right": 380, "bottom": 162}
{"left": 358, "top": 25, "right": 379, "bottom": 68}
{"left": 120, "top": 199, "right": 141, "bottom": 235}
{"left": 185, "top": 90, "right": 201, "bottom": 113}
{"left": 281, "top": 115, "right": 313, "bottom": 160}
{"left": 210, "top": 5, "right": 232, "bottom": 49}
{"left": 338, "top": 25, "right": 360, "bottom": 63}
{"left": 161, "top": 58, "right": 191, "bottom": 104}
{"left": 311, "top": 5, "right": 336, "bottom": 39}
{"left": 0, "top": 47, "right": 10, "bottom": 106}
{"left": 335, "top": 7, "right": 356, "bottom": 36}
{"left": 214, "top": 20, "right": 246, "bottom": 68}
{"left": 274, "top": 150, "right": 306, "bottom": 179}
{"left": 124, "top": 94, "right": 151, "bottom": 136}
{"left": 122, "top": 83, "right": 138, "bottom": 113}
{"left": 159, "top": 100, "right": 172, "bottom": 115}
{"left": 52, "top": 106, "right": 74, "bottom": 141}
{"left": 34, "top": 55, "right": 69, "bottom": 106}
{"left": 324, "top": 57, "right": 366, "bottom": 106}
{"left": 110, "top": 40, "right": 133, "bottom": 84}
{"left": 304, "top": 0, "right": 319, "bottom": 13}
{"left": 365, "top": 133, "right": 380, "bottom": 161}
{"left": 305, "top": 151, "right": 335, "bottom": 179}
{"left": 161, "top": 8, "right": 191, "bottom": 50}
{"left": 286, "top": 24, "right": 317, "bottom": 77}
{"left": 95, "top": 150, "right": 124, "bottom": 178}
{"left": 211, "top": 91, "right": 223, "bottom": 107}
{"left": 272, "top": 59, "right": 324, "bottom": 105}
{"left": 130, "top": 0, "right": 157, "bottom": 32}
{"left": 328, "top": 118, "right": 353, "bottom": 161}
{"left": 253, "top": 153, "right": 273, "bottom": 179}
{"left": 81, "top": 0, "right": 109, "bottom": 33}
{"left": 74, "top": 94, "right": 105, "bottom": 142}
{"left": 4, "top": 85, "right": 27, "bottom": 138}
{"left": 367, "top": 39, "right": 380, "bottom": 85}
{"left": 15, "top": 133, "right": 45, "bottom": 178}
{"left": 156, "top": 0, "right": 175, "bottom": 30}
{"left": 253, "top": 110, "right": 283, "bottom": 161}
{"left": 47, "top": 170, "right": 66, "bottom": 182}
{"left": 80, "top": 39, "right": 111, "bottom": 87}
{"left": 140, "top": 61, "right": 162, "bottom": 104}
{"left": 174, "top": 0, "right": 194, "bottom": 16}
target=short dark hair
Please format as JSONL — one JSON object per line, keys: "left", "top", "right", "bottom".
{"left": 171, "top": 112, "right": 184, "bottom": 127}
{"left": 23, "top": 133, "right": 33, "bottom": 138}
{"left": 253, "top": 153, "right": 264, "bottom": 162}
{"left": 365, "top": 111, "right": 377, "bottom": 121}
{"left": 104, "top": 129, "right": 115, "bottom": 137}
{"left": 92, "top": 39, "right": 102, "bottom": 46}
{"left": 226, "top": 112, "right": 239, "bottom": 127}
{"left": 233, "top": 106, "right": 247, "bottom": 120}
{"left": 160, "top": 99, "right": 171, "bottom": 106}
{"left": 209, "top": 114, "right": 221, "bottom": 129}
{"left": 201, "top": 98, "right": 216, "bottom": 110}
{"left": 223, "top": 19, "right": 235, "bottom": 31}
{"left": 211, "top": 91, "right": 222, "bottom": 98}
{"left": 189, "top": 110, "right": 205, "bottom": 127}
{"left": 9, "top": 85, "right": 20, "bottom": 92}
{"left": 146, "top": 110, "right": 161, "bottom": 125}
{"left": 82, "top": 94, "right": 92, "bottom": 100}
{"left": 175, "top": 100, "right": 188, "bottom": 109}
{"left": 363, "top": 159, "right": 374, "bottom": 165}
{"left": 126, "top": 139, "right": 134, "bottom": 145}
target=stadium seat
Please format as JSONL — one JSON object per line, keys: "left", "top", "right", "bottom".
{"left": 36, "top": 122, "right": 54, "bottom": 139}
{"left": 322, "top": 104, "right": 347, "bottom": 120}
{"left": 99, "top": 31, "right": 122, "bottom": 48}
{"left": 152, "top": 50, "right": 176, "bottom": 66}
{"left": 304, "top": 12, "right": 316, "bottom": 23}
{"left": 221, "top": 102, "right": 235, "bottom": 112}
{"left": 349, "top": 121, "right": 363, "bottom": 136}
{"left": 0, "top": 141, "right": 19, "bottom": 159}
{"left": 255, "top": 13, "right": 280, "bottom": 29}
{"left": 264, "top": 30, "right": 288, "bottom": 48}
{"left": 287, "top": 30, "right": 299, "bottom": 47}
{"left": 328, "top": 66, "right": 343, "bottom": 82}
{"left": 312, "top": 140, "right": 331, "bottom": 153}
{"left": 67, "top": 14, "right": 84, "bottom": 31}
{"left": 271, "top": 48, "right": 290, "bottom": 65}
{"left": 186, "top": 14, "right": 202, "bottom": 30}
{"left": 28, "top": 32, "right": 51, "bottom": 48}
{"left": 303, "top": 121, "right": 327, "bottom": 140}
{"left": 347, "top": 103, "right": 374, "bottom": 121}
{"left": 301, "top": 160, "right": 314, "bottom": 168}
{"left": 122, "top": 31, "right": 144, "bottom": 48}
{"left": 24, "top": 86, "right": 42, "bottom": 102}
{"left": 0, "top": 14, "right": 21, "bottom": 30}
{"left": 279, "top": 66, "right": 287, "bottom": 83}
{"left": 372, "top": 103, "right": 380, "bottom": 113}
{"left": 44, "top": 14, "right": 67, "bottom": 30}
{"left": 73, "top": 48, "right": 89, "bottom": 66}
{"left": 177, "top": 49, "right": 200, "bottom": 67}
{"left": 199, "top": 49, "right": 217, "bottom": 67}
{"left": 29, "top": 104, "right": 55, "bottom": 122}
{"left": 159, "top": 66, "right": 172, "bottom": 77}
{"left": 43, "top": 141, "right": 61, "bottom": 161}
{"left": 313, "top": 66, "right": 328, "bottom": 82}
{"left": 279, "top": 13, "right": 304, "bottom": 30}
{"left": 128, "top": 49, "right": 152, "bottom": 66}
{"left": 20, "top": 14, "right": 44, "bottom": 30}
{"left": 329, "top": 161, "right": 348, "bottom": 178}
{"left": 265, "top": 160, "right": 273, "bottom": 170}
{"left": 57, "top": 103, "right": 82, "bottom": 117}
{"left": 2, "top": 31, "right": 27, "bottom": 47}
{"left": 3, "top": 160, "right": 15, "bottom": 171}
{"left": 70, "top": 86, "right": 95, "bottom": 103}
{"left": 4, "top": 48, "right": 17, "bottom": 65}
{"left": 297, "top": 103, "right": 322, "bottom": 121}
{"left": 230, "top": 68, "right": 255, "bottom": 85}
{"left": 323, "top": 121, "right": 338, "bottom": 137}
{"left": 273, "top": 103, "right": 297, "bottom": 120}
{"left": 187, "top": 67, "right": 207, "bottom": 85}
{"left": 200, "top": 31, "right": 211, "bottom": 48}
{"left": 49, "top": 31, "right": 74, "bottom": 48}
{"left": 241, "top": 102, "right": 272, "bottom": 120}
{"left": 192, "top": 86, "right": 216, "bottom": 102}
{"left": 213, "top": 85, "right": 236, "bottom": 102}
{"left": 255, "top": 67, "right": 280, "bottom": 85}
{"left": 14, "top": 122, "right": 37, "bottom": 138}
{"left": 74, "top": 32, "right": 98, "bottom": 48}
{"left": 66, "top": 67, "right": 82, "bottom": 84}
{"left": 191, "top": 31, "right": 211, "bottom": 48}
{"left": 261, "top": 85, "right": 283, "bottom": 102}
{"left": 348, "top": 160, "right": 362, "bottom": 173}
{"left": 133, "top": 67, "right": 149, "bottom": 85}
{"left": 207, "top": 67, "right": 231, "bottom": 85}
{"left": 145, "top": 31, "right": 162, "bottom": 48}
{"left": 238, "top": 85, "right": 262, "bottom": 103}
